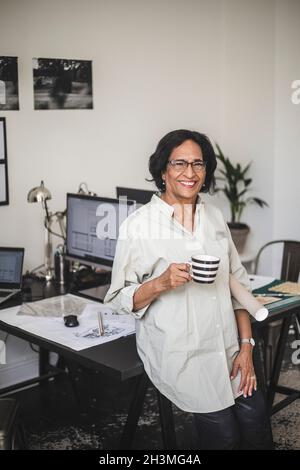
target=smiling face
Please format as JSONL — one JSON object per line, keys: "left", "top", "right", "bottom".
{"left": 162, "top": 139, "right": 206, "bottom": 205}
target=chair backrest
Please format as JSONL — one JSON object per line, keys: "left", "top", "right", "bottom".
{"left": 254, "top": 240, "right": 300, "bottom": 282}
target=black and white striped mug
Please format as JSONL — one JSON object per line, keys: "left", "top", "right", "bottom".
{"left": 188, "top": 254, "right": 220, "bottom": 284}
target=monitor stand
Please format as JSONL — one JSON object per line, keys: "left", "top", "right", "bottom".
{"left": 77, "top": 284, "right": 111, "bottom": 302}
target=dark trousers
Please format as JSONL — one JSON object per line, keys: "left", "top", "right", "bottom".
{"left": 193, "top": 390, "right": 274, "bottom": 450}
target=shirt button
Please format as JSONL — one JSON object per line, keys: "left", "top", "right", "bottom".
{"left": 219, "top": 352, "right": 223, "bottom": 356}
{"left": 216, "top": 324, "right": 220, "bottom": 328}
{"left": 212, "top": 296, "right": 217, "bottom": 300}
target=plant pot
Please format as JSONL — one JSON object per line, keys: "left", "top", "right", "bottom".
{"left": 228, "top": 223, "right": 250, "bottom": 254}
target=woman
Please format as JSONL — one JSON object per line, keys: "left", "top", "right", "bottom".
{"left": 104, "top": 129, "right": 274, "bottom": 450}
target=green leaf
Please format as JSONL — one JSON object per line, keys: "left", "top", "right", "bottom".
{"left": 237, "top": 188, "right": 248, "bottom": 198}
{"left": 241, "top": 162, "right": 251, "bottom": 177}
{"left": 250, "top": 197, "right": 269, "bottom": 208}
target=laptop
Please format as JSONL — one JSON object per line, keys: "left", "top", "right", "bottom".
{"left": 0, "top": 247, "right": 24, "bottom": 305}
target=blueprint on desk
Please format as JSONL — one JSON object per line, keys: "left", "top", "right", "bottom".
{"left": 0, "top": 295, "right": 135, "bottom": 351}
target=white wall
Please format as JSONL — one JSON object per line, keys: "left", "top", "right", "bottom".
{"left": 0, "top": 0, "right": 299, "bottom": 382}
{"left": 219, "top": 0, "right": 275, "bottom": 254}
{"left": 274, "top": 0, "right": 300, "bottom": 238}
{"left": 0, "top": 0, "right": 224, "bottom": 272}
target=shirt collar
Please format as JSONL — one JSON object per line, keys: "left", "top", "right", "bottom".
{"left": 150, "top": 193, "right": 203, "bottom": 218}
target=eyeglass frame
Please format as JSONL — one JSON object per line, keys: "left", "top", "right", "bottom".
{"left": 167, "top": 159, "right": 207, "bottom": 173}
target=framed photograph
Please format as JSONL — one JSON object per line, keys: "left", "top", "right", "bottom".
{"left": 0, "top": 56, "right": 20, "bottom": 110}
{"left": 33, "top": 57, "right": 93, "bottom": 110}
{"left": 0, "top": 117, "right": 9, "bottom": 205}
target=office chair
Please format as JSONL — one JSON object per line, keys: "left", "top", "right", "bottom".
{"left": 254, "top": 240, "right": 300, "bottom": 383}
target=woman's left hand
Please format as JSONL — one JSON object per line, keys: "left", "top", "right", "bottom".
{"left": 230, "top": 345, "right": 257, "bottom": 397}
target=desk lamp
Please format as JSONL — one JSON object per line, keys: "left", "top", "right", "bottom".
{"left": 27, "top": 180, "right": 66, "bottom": 281}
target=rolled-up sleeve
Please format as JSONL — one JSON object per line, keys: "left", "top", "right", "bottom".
{"left": 103, "top": 224, "right": 150, "bottom": 320}
{"left": 225, "top": 224, "right": 251, "bottom": 310}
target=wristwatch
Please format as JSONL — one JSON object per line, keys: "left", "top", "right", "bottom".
{"left": 240, "top": 338, "right": 255, "bottom": 347}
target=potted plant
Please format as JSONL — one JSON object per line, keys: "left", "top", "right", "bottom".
{"left": 215, "top": 144, "right": 268, "bottom": 253}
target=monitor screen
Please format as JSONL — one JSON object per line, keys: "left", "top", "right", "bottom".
{"left": 66, "top": 193, "right": 135, "bottom": 268}
{"left": 0, "top": 247, "right": 24, "bottom": 288}
{"left": 116, "top": 186, "right": 155, "bottom": 206}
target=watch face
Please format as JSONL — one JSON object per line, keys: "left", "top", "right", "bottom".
{"left": 250, "top": 338, "right": 255, "bottom": 346}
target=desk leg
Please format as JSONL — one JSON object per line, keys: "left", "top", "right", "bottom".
{"left": 295, "top": 313, "right": 300, "bottom": 340}
{"left": 65, "top": 361, "right": 92, "bottom": 414}
{"left": 252, "top": 328, "right": 268, "bottom": 400}
{"left": 39, "top": 348, "right": 50, "bottom": 376}
{"left": 119, "top": 372, "right": 149, "bottom": 450}
{"left": 267, "top": 316, "right": 291, "bottom": 414}
{"left": 157, "top": 390, "right": 177, "bottom": 450}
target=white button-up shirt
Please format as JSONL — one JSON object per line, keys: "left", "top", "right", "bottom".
{"left": 104, "top": 195, "right": 251, "bottom": 413}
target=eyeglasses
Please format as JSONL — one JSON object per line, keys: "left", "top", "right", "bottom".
{"left": 168, "top": 159, "right": 207, "bottom": 173}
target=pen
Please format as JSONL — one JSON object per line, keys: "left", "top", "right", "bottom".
{"left": 98, "top": 311, "right": 104, "bottom": 336}
{"left": 254, "top": 293, "right": 293, "bottom": 297}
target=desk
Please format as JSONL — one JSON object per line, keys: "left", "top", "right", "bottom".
{"left": 251, "top": 294, "right": 300, "bottom": 416}
{"left": 0, "top": 278, "right": 299, "bottom": 449}
{"left": 0, "top": 278, "right": 176, "bottom": 449}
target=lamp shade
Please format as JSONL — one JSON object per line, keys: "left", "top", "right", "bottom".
{"left": 27, "top": 180, "right": 52, "bottom": 203}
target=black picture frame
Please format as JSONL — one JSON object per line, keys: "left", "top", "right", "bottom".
{"left": 0, "top": 56, "right": 20, "bottom": 110}
{"left": 0, "top": 117, "right": 9, "bottom": 205}
{"left": 33, "top": 57, "right": 93, "bottom": 110}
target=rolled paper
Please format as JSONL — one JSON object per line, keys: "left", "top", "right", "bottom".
{"left": 229, "top": 274, "right": 269, "bottom": 322}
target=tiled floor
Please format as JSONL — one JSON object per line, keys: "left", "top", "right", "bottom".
{"left": 8, "top": 327, "right": 300, "bottom": 450}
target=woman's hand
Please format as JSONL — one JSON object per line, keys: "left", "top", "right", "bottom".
{"left": 133, "top": 263, "right": 191, "bottom": 312}
{"left": 155, "top": 263, "right": 192, "bottom": 292}
{"left": 230, "top": 344, "right": 257, "bottom": 397}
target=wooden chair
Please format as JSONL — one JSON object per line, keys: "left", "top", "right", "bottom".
{"left": 254, "top": 240, "right": 300, "bottom": 283}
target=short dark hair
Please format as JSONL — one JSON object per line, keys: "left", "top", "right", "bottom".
{"left": 147, "top": 129, "right": 217, "bottom": 193}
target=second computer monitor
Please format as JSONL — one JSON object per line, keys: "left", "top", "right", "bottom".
{"left": 66, "top": 193, "right": 134, "bottom": 268}
{"left": 116, "top": 186, "right": 155, "bottom": 206}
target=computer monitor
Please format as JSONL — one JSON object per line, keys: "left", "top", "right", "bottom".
{"left": 116, "top": 186, "right": 155, "bottom": 206}
{"left": 66, "top": 193, "right": 135, "bottom": 269}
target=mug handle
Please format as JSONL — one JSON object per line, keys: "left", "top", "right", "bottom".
{"left": 186, "top": 260, "right": 192, "bottom": 274}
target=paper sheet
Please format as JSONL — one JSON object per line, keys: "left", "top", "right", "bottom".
{"left": 268, "top": 281, "right": 300, "bottom": 295}
{"left": 249, "top": 275, "right": 275, "bottom": 291}
{"left": 0, "top": 295, "right": 135, "bottom": 351}
{"left": 254, "top": 296, "right": 282, "bottom": 305}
